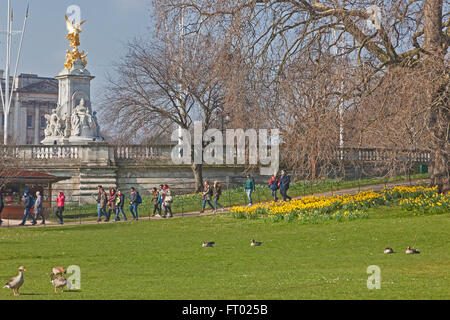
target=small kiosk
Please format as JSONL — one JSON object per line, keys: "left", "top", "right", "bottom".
{"left": 0, "top": 170, "right": 70, "bottom": 219}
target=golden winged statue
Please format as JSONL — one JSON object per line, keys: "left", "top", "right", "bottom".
{"left": 64, "top": 15, "right": 88, "bottom": 69}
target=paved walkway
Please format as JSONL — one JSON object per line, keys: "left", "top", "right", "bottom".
{"left": 0, "top": 179, "right": 428, "bottom": 229}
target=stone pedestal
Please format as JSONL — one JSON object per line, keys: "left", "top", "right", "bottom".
{"left": 41, "top": 59, "right": 103, "bottom": 145}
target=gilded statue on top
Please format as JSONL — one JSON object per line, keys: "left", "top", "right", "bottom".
{"left": 64, "top": 15, "right": 88, "bottom": 69}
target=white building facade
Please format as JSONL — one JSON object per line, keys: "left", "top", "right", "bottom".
{"left": 0, "top": 71, "right": 58, "bottom": 145}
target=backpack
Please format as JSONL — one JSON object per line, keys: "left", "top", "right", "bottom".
{"left": 137, "top": 193, "right": 142, "bottom": 204}
{"left": 29, "top": 196, "right": 34, "bottom": 208}
{"left": 269, "top": 178, "right": 279, "bottom": 190}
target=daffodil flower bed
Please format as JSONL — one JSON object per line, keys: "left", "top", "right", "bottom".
{"left": 230, "top": 185, "right": 447, "bottom": 222}
{"left": 400, "top": 192, "right": 450, "bottom": 215}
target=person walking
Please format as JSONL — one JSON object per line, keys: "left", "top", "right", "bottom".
{"left": 279, "top": 169, "right": 292, "bottom": 202}
{"left": 200, "top": 181, "right": 214, "bottom": 213}
{"left": 115, "top": 189, "right": 127, "bottom": 221}
{"left": 34, "top": 191, "right": 45, "bottom": 225}
{"left": 129, "top": 187, "right": 140, "bottom": 220}
{"left": 19, "top": 190, "right": 37, "bottom": 226}
{"left": 0, "top": 191, "right": 4, "bottom": 226}
{"left": 55, "top": 191, "right": 65, "bottom": 225}
{"left": 162, "top": 184, "right": 173, "bottom": 218}
{"left": 96, "top": 187, "right": 109, "bottom": 222}
{"left": 213, "top": 181, "right": 225, "bottom": 213}
{"left": 151, "top": 187, "right": 161, "bottom": 217}
{"left": 156, "top": 184, "right": 164, "bottom": 217}
{"left": 108, "top": 188, "right": 117, "bottom": 221}
{"left": 268, "top": 173, "right": 280, "bottom": 201}
{"left": 244, "top": 174, "right": 256, "bottom": 206}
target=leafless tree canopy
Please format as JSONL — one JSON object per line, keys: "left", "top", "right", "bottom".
{"left": 154, "top": 0, "right": 449, "bottom": 192}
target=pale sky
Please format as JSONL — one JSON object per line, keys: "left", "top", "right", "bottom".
{"left": 0, "top": 0, "right": 154, "bottom": 106}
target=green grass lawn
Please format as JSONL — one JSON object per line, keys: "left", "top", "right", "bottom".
{"left": 0, "top": 204, "right": 448, "bottom": 300}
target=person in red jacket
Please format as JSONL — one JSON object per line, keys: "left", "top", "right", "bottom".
{"left": 268, "top": 173, "right": 280, "bottom": 201}
{"left": 55, "top": 191, "right": 65, "bottom": 225}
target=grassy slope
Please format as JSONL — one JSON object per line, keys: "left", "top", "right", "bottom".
{"left": 0, "top": 206, "right": 449, "bottom": 300}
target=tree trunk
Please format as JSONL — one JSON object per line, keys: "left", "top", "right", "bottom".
{"left": 191, "top": 163, "right": 204, "bottom": 193}
{"left": 423, "top": 0, "right": 449, "bottom": 194}
{"left": 429, "top": 80, "right": 449, "bottom": 194}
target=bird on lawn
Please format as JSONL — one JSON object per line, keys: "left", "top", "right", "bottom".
{"left": 202, "top": 241, "right": 215, "bottom": 247}
{"left": 406, "top": 246, "right": 420, "bottom": 254}
{"left": 50, "top": 275, "right": 71, "bottom": 293}
{"left": 3, "top": 266, "right": 27, "bottom": 296}
{"left": 251, "top": 239, "right": 262, "bottom": 246}
{"left": 50, "top": 266, "right": 67, "bottom": 278}
{"left": 384, "top": 247, "right": 394, "bottom": 254}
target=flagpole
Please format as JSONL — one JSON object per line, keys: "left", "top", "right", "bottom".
{"left": 3, "top": 0, "right": 12, "bottom": 145}
{"left": 2, "top": 1, "right": 29, "bottom": 145}
{"left": 8, "top": 4, "right": 29, "bottom": 108}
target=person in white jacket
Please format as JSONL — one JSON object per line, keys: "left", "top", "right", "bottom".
{"left": 34, "top": 191, "right": 45, "bottom": 225}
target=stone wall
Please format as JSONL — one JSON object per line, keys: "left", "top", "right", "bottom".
{"left": 6, "top": 144, "right": 430, "bottom": 206}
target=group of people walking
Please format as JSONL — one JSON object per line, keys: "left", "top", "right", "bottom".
{"left": 1, "top": 170, "right": 292, "bottom": 226}
{"left": 94, "top": 185, "right": 142, "bottom": 222}
{"left": 151, "top": 184, "right": 174, "bottom": 218}
{"left": 200, "top": 180, "right": 225, "bottom": 213}
{"left": 244, "top": 169, "right": 292, "bottom": 206}
{"left": 9, "top": 190, "right": 65, "bottom": 226}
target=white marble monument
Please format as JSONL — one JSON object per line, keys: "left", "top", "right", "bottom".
{"left": 41, "top": 15, "right": 103, "bottom": 145}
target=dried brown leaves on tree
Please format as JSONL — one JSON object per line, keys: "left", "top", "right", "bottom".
{"left": 157, "top": 0, "right": 449, "bottom": 192}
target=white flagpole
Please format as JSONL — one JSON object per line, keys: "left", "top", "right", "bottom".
{"left": 8, "top": 4, "right": 29, "bottom": 108}
{"left": 177, "top": 1, "right": 185, "bottom": 157}
{"left": 2, "top": 1, "right": 29, "bottom": 145}
{"left": 3, "top": 0, "right": 12, "bottom": 145}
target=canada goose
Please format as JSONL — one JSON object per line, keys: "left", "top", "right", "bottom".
{"left": 384, "top": 247, "right": 394, "bottom": 254}
{"left": 251, "top": 239, "right": 262, "bottom": 246}
{"left": 3, "top": 266, "right": 26, "bottom": 296}
{"left": 202, "top": 242, "right": 215, "bottom": 247}
{"left": 51, "top": 276, "right": 71, "bottom": 293}
{"left": 406, "top": 246, "right": 420, "bottom": 254}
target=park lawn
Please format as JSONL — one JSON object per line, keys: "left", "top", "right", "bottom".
{"left": 0, "top": 205, "right": 448, "bottom": 300}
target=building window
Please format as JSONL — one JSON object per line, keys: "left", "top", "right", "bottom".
{"left": 27, "top": 115, "right": 33, "bottom": 129}
{"left": 40, "top": 116, "right": 47, "bottom": 128}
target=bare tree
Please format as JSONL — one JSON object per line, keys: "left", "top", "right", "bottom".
{"left": 0, "top": 146, "right": 20, "bottom": 192}
{"left": 103, "top": 21, "right": 228, "bottom": 191}
{"left": 158, "top": 0, "right": 449, "bottom": 192}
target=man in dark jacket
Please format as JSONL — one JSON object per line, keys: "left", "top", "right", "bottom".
{"left": 19, "top": 190, "right": 37, "bottom": 226}
{"left": 115, "top": 189, "right": 127, "bottom": 221}
{"left": 279, "top": 170, "right": 292, "bottom": 202}
{"left": 0, "top": 191, "right": 4, "bottom": 225}
{"left": 129, "top": 187, "right": 140, "bottom": 220}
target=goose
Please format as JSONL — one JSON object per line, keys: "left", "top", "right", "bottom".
{"left": 51, "top": 266, "right": 67, "bottom": 278}
{"left": 251, "top": 239, "right": 262, "bottom": 246}
{"left": 406, "top": 246, "right": 420, "bottom": 254}
{"left": 384, "top": 247, "right": 394, "bottom": 254}
{"left": 51, "top": 276, "right": 71, "bottom": 293}
{"left": 3, "top": 266, "right": 26, "bottom": 296}
{"left": 202, "top": 242, "right": 215, "bottom": 247}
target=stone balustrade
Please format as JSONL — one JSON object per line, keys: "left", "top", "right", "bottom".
{"left": 338, "top": 147, "right": 431, "bottom": 163}
{"left": 2, "top": 144, "right": 431, "bottom": 164}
